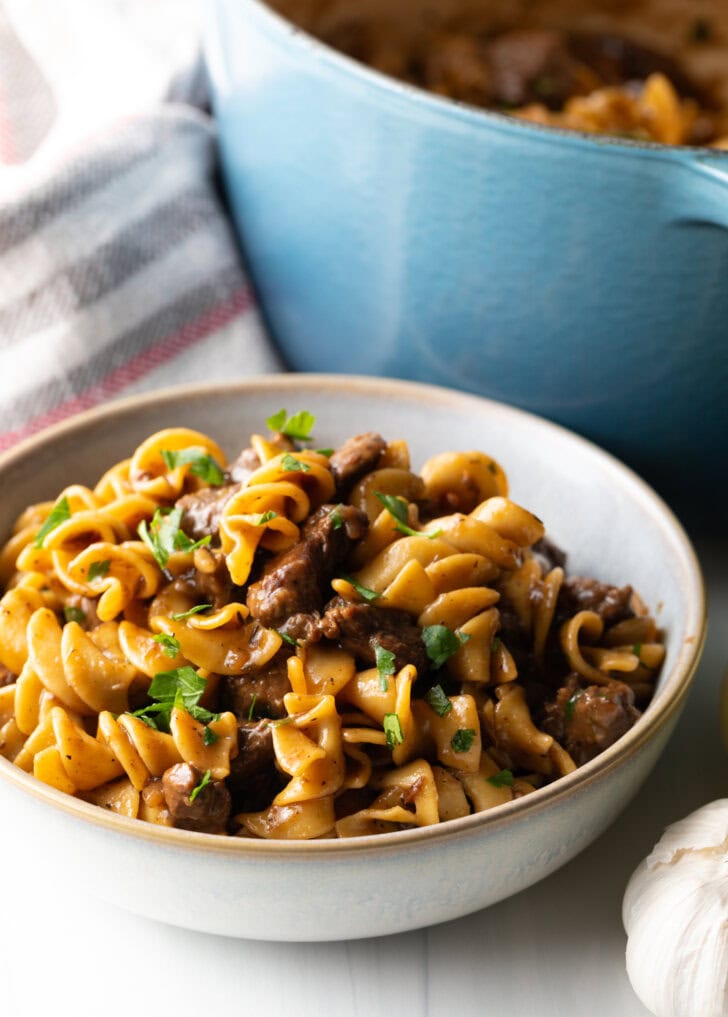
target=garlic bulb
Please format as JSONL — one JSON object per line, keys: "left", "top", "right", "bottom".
{"left": 623, "top": 800, "right": 728, "bottom": 1017}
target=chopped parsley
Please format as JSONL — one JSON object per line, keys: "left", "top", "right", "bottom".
{"left": 266, "top": 409, "right": 316, "bottom": 441}
{"left": 339, "top": 573, "right": 379, "bottom": 603}
{"left": 450, "top": 728, "right": 476, "bottom": 753}
{"left": 374, "top": 492, "right": 439, "bottom": 539}
{"left": 247, "top": 694, "right": 258, "bottom": 721}
{"left": 564, "top": 689, "right": 584, "bottom": 722}
{"left": 275, "top": 630, "right": 299, "bottom": 647}
{"left": 189, "top": 769, "right": 212, "bottom": 803}
{"left": 63, "top": 605, "right": 86, "bottom": 625}
{"left": 316, "top": 448, "right": 334, "bottom": 458}
{"left": 153, "top": 633, "right": 181, "bottom": 659}
{"left": 131, "top": 666, "right": 218, "bottom": 732}
{"left": 487, "top": 768, "right": 514, "bottom": 788}
{"left": 171, "top": 603, "right": 212, "bottom": 621}
{"left": 281, "top": 453, "right": 310, "bottom": 473}
{"left": 34, "top": 496, "right": 71, "bottom": 548}
{"left": 328, "top": 505, "right": 344, "bottom": 529}
{"left": 87, "top": 559, "right": 111, "bottom": 583}
{"left": 203, "top": 726, "right": 219, "bottom": 746}
{"left": 422, "top": 624, "right": 471, "bottom": 670}
{"left": 424, "top": 684, "right": 452, "bottom": 717}
{"left": 632, "top": 642, "right": 643, "bottom": 659}
{"left": 138, "top": 506, "right": 211, "bottom": 569}
{"left": 374, "top": 643, "right": 396, "bottom": 691}
{"left": 160, "top": 447, "right": 225, "bottom": 487}
{"left": 383, "top": 712, "right": 404, "bottom": 749}
{"left": 490, "top": 637, "right": 501, "bottom": 653}
{"left": 257, "top": 510, "right": 278, "bottom": 525}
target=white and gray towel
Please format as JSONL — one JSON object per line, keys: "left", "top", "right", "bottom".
{"left": 0, "top": 0, "right": 282, "bottom": 452}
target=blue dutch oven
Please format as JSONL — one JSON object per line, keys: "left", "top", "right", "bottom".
{"left": 205, "top": 0, "right": 728, "bottom": 497}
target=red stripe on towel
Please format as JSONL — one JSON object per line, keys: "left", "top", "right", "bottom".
{"left": 0, "top": 285, "right": 254, "bottom": 451}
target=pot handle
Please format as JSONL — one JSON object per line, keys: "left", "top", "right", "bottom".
{"left": 678, "top": 152, "right": 728, "bottom": 228}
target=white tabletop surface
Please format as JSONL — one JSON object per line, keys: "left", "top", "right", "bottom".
{"left": 2, "top": 532, "right": 725, "bottom": 1017}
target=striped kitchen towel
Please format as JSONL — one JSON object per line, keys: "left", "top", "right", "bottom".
{"left": 0, "top": 0, "right": 282, "bottom": 453}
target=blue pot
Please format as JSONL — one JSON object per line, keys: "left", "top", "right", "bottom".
{"left": 205, "top": 0, "right": 728, "bottom": 492}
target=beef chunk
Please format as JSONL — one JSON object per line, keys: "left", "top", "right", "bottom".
{"left": 556, "top": 576, "right": 634, "bottom": 628}
{"left": 246, "top": 504, "right": 368, "bottom": 629}
{"left": 328, "top": 432, "right": 386, "bottom": 495}
{"left": 220, "top": 653, "right": 291, "bottom": 720}
{"left": 162, "top": 762, "right": 231, "bottom": 834}
{"left": 227, "top": 721, "right": 286, "bottom": 813}
{"left": 227, "top": 447, "right": 261, "bottom": 485}
{"left": 530, "top": 536, "right": 567, "bottom": 573}
{"left": 543, "top": 677, "right": 640, "bottom": 765}
{"left": 176, "top": 483, "right": 239, "bottom": 542}
{"left": 320, "top": 596, "right": 429, "bottom": 674}
{"left": 482, "top": 28, "right": 589, "bottom": 108}
{"left": 170, "top": 550, "right": 235, "bottom": 611}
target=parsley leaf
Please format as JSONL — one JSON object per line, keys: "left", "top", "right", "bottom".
{"left": 339, "top": 573, "right": 379, "bottom": 603}
{"left": 138, "top": 506, "right": 210, "bottom": 569}
{"left": 632, "top": 642, "right": 643, "bottom": 659}
{"left": 450, "top": 728, "right": 476, "bottom": 753}
{"left": 257, "top": 510, "right": 278, "bottom": 525}
{"left": 374, "top": 492, "right": 440, "bottom": 539}
{"left": 316, "top": 448, "right": 334, "bottom": 458}
{"left": 88, "top": 559, "right": 111, "bottom": 583}
{"left": 564, "top": 689, "right": 583, "bottom": 722}
{"left": 328, "top": 505, "right": 344, "bottom": 529}
{"left": 34, "top": 496, "right": 71, "bottom": 548}
{"left": 374, "top": 643, "right": 396, "bottom": 691}
{"left": 266, "top": 409, "right": 316, "bottom": 441}
{"left": 189, "top": 769, "right": 212, "bottom": 803}
{"left": 131, "top": 666, "right": 218, "bottom": 732}
{"left": 171, "top": 603, "right": 212, "bottom": 621}
{"left": 63, "top": 605, "right": 86, "bottom": 625}
{"left": 281, "top": 453, "right": 310, "bottom": 473}
{"left": 422, "top": 624, "right": 471, "bottom": 669}
{"left": 383, "top": 712, "right": 404, "bottom": 749}
{"left": 153, "top": 633, "right": 181, "bottom": 659}
{"left": 160, "top": 447, "right": 225, "bottom": 487}
{"left": 247, "top": 694, "right": 258, "bottom": 721}
{"left": 487, "top": 768, "right": 514, "bottom": 788}
{"left": 491, "top": 636, "right": 501, "bottom": 653}
{"left": 203, "top": 726, "right": 219, "bottom": 746}
{"left": 424, "top": 684, "right": 452, "bottom": 717}
{"left": 275, "top": 629, "right": 299, "bottom": 647}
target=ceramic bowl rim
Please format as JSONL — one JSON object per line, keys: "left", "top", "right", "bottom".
{"left": 219, "top": 0, "right": 728, "bottom": 162}
{"left": 0, "top": 374, "right": 707, "bottom": 858}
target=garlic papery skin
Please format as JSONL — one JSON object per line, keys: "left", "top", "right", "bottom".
{"left": 623, "top": 800, "right": 728, "bottom": 1017}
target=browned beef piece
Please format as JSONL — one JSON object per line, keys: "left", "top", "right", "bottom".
{"left": 170, "top": 552, "right": 235, "bottom": 611}
{"left": 162, "top": 762, "right": 231, "bottom": 834}
{"left": 328, "top": 432, "right": 386, "bottom": 496}
{"left": 556, "top": 576, "right": 634, "bottom": 628}
{"left": 227, "top": 446, "right": 261, "bottom": 484}
{"left": 0, "top": 664, "right": 16, "bottom": 688}
{"left": 176, "top": 483, "right": 240, "bottom": 542}
{"left": 482, "top": 28, "right": 590, "bottom": 108}
{"left": 320, "top": 596, "right": 429, "bottom": 674}
{"left": 227, "top": 721, "right": 287, "bottom": 813}
{"left": 246, "top": 504, "right": 368, "bottom": 629}
{"left": 220, "top": 653, "right": 291, "bottom": 720}
{"left": 63, "top": 595, "right": 101, "bottom": 630}
{"left": 531, "top": 536, "right": 566, "bottom": 573}
{"left": 543, "top": 677, "right": 641, "bottom": 765}
{"left": 569, "top": 32, "right": 699, "bottom": 97}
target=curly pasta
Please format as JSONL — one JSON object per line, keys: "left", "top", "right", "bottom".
{"left": 0, "top": 418, "right": 665, "bottom": 838}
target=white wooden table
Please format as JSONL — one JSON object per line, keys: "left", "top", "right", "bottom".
{"left": 2, "top": 535, "right": 725, "bottom": 1017}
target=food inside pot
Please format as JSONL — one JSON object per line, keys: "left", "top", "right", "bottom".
{"left": 274, "top": 0, "right": 728, "bottom": 145}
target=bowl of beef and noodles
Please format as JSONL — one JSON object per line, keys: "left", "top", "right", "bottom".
{"left": 205, "top": 0, "right": 728, "bottom": 506}
{"left": 0, "top": 376, "right": 704, "bottom": 940}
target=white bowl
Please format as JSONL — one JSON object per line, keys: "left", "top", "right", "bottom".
{"left": 0, "top": 375, "right": 705, "bottom": 941}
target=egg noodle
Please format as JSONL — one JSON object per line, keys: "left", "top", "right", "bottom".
{"left": 0, "top": 416, "right": 665, "bottom": 838}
